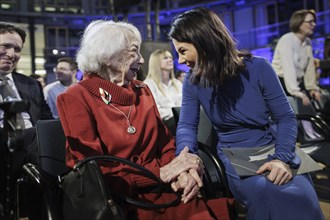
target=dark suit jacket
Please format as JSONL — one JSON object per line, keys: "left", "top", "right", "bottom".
{"left": 12, "top": 72, "right": 53, "bottom": 125}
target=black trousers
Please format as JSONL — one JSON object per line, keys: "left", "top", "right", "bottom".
{"left": 0, "top": 127, "right": 41, "bottom": 219}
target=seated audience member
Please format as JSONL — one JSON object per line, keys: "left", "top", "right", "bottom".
{"left": 143, "top": 49, "right": 182, "bottom": 135}
{"left": 43, "top": 57, "right": 78, "bottom": 118}
{"left": 175, "top": 70, "right": 186, "bottom": 83}
{"left": 272, "top": 9, "right": 330, "bottom": 109}
{"left": 169, "top": 7, "right": 324, "bottom": 220}
{"left": 0, "top": 22, "right": 53, "bottom": 218}
{"left": 57, "top": 20, "right": 220, "bottom": 219}
{"left": 30, "top": 74, "right": 46, "bottom": 88}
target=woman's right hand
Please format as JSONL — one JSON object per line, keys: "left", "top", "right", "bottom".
{"left": 256, "top": 159, "right": 292, "bottom": 185}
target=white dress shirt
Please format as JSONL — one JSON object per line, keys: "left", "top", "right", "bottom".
{"left": 143, "top": 78, "right": 182, "bottom": 121}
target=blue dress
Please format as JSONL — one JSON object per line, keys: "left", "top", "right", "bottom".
{"left": 175, "top": 57, "right": 324, "bottom": 220}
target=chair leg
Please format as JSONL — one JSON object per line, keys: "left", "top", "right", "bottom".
{"left": 16, "top": 176, "right": 28, "bottom": 220}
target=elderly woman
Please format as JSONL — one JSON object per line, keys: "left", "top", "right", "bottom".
{"left": 57, "top": 20, "right": 217, "bottom": 219}
{"left": 144, "top": 49, "right": 182, "bottom": 135}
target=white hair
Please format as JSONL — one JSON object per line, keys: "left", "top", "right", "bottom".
{"left": 76, "top": 20, "right": 142, "bottom": 74}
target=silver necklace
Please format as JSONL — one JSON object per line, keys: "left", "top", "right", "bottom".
{"left": 110, "top": 104, "right": 136, "bottom": 134}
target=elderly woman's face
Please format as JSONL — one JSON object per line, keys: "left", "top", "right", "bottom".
{"left": 108, "top": 35, "right": 144, "bottom": 85}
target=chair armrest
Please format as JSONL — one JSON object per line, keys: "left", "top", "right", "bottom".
{"left": 296, "top": 114, "right": 330, "bottom": 142}
{"left": 22, "top": 163, "right": 41, "bottom": 186}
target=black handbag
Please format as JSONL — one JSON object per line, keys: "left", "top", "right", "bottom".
{"left": 61, "top": 155, "right": 180, "bottom": 220}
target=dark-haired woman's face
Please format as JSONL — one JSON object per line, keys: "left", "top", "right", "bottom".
{"left": 172, "top": 39, "right": 197, "bottom": 69}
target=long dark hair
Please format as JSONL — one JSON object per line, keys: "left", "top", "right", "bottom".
{"left": 169, "top": 7, "right": 249, "bottom": 87}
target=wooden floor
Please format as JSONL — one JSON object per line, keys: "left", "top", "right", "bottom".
{"left": 314, "top": 166, "right": 330, "bottom": 220}
{"left": 18, "top": 200, "right": 330, "bottom": 220}
{"left": 320, "top": 201, "right": 330, "bottom": 220}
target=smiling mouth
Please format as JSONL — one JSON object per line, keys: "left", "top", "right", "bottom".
{"left": 186, "top": 62, "right": 193, "bottom": 68}
{"left": 1, "top": 59, "right": 13, "bottom": 65}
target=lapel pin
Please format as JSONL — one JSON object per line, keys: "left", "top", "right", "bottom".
{"left": 99, "top": 88, "right": 111, "bottom": 105}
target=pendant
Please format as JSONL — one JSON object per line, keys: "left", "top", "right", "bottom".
{"left": 127, "top": 126, "right": 136, "bottom": 134}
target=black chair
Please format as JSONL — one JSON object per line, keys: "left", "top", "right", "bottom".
{"left": 198, "top": 143, "right": 232, "bottom": 199}
{"left": 20, "top": 117, "right": 239, "bottom": 219}
{"left": 172, "top": 107, "right": 246, "bottom": 219}
{"left": 172, "top": 107, "right": 232, "bottom": 199}
{"left": 287, "top": 96, "right": 330, "bottom": 167}
{"left": 172, "top": 106, "right": 218, "bottom": 148}
{"left": 36, "top": 119, "right": 67, "bottom": 176}
{"left": 17, "top": 119, "right": 67, "bottom": 220}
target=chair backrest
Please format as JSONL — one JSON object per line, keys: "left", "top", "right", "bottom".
{"left": 287, "top": 96, "right": 317, "bottom": 115}
{"left": 198, "top": 143, "right": 232, "bottom": 199}
{"left": 172, "top": 107, "right": 218, "bottom": 148}
{"left": 286, "top": 97, "right": 330, "bottom": 166}
{"left": 36, "top": 119, "right": 67, "bottom": 176}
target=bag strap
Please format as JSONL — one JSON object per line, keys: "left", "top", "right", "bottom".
{"left": 74, "top": 155, "right": 180, "bottom": 209}
{"left": 74, "top": 155, "right": 159, "bottom": 182}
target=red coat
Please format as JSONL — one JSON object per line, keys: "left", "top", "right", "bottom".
{"left": 57, "top": 75, "right": 221, "bottom": 219}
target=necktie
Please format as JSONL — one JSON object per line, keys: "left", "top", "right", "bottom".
{"left": 0, "top": 75, "right": 25, "bottom": 129}
{"left": 0, "top": 76, "right": 18, "bottom": 102}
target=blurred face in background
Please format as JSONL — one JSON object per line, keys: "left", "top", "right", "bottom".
{"left": 0, "top": 32, "right": 23, "bottom": 75}
{"left": 55, "top": 61, "right": 76, "bottom": 86}
{"left": 176, "top": 71, "right": 186, "bottom": 82}
{"left": 299, "top": 13, "right": 316, "bottom": 37}
{"left": 160, "top": 51, "right": 174, "bottom": 72}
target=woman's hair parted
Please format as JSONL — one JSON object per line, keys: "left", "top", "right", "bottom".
{"left": 289, "top": 9, "right": 316, "bottom": 33}
{"left": 169, "top": 7, "right": 248, "bottom": 87}
{"left": 76, "top": 20, "right": 142, "bottom": 75}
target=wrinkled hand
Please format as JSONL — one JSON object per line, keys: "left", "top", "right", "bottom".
{"left": 171, "top": 171, "right": 202, "bottom": 204}
{"left": 256, "top": 159, "right": 292, "bottom": 185}
{"left": 160, "top": 147, "right": 204, "bottom": 183}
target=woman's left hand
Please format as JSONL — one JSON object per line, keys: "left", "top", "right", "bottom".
{"left": 171, "top": 171, "right": 202, "bottom": 204}
{"left": 160, "top": 147, "right": 204, "bottom": 183}
{"left": 256, "top": 159, "right": 292, "bottom": 185}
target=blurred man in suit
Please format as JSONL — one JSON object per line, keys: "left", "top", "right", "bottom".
{"left": 0, "top": 22, "right": 53, "bottom": 219}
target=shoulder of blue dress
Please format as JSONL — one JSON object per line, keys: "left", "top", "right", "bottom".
{"left": 245, "top": 56, "right": 271, "bottom": 67}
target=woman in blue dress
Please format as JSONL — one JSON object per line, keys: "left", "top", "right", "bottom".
{"left": 168, "top": 7, "right": 324, "bottom": 220}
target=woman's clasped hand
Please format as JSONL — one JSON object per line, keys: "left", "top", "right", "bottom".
{"left": 160, "top": 147, "right": 204, "bottom": 203}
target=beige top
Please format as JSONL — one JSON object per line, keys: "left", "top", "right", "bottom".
{"left": 272, "top": 32, "right": 319, "bottom": 98}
